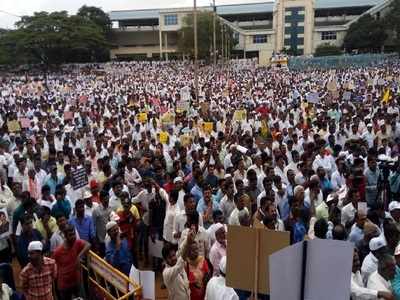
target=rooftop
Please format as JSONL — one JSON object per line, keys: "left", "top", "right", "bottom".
{"left": 109, "top": 0, "right": 383, "bottom": 21}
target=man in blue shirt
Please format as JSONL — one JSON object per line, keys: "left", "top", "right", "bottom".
{"left": 70, "top": 199, "right": 95, "bottom": 244}
{"left": 105, "top": 221, "right": 133, "bottom": 275}
{"left": 197, "top": 185, "right": 220, "bottom": 229}
{"left": 45, "top": 165, "right": 64, "bottom": 195}
{"left": 51, "top": 187, "right": 71, "bottom": 219}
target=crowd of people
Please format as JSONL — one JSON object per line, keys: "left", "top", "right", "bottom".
{"left": 0, "top": 60, "right": 400, "bottom": 299}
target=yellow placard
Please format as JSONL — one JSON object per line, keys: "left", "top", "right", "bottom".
{"left": 161, "top": 112, "right": 174, "bottom": 125}
{"left": 159, "top": 131, "right": 169, "bottom": 144}
{"left": 7, "top": 120, "right": 21, "bottom": 133}
{"left": 203, "top": 122, "right": 213, "bottom": 133}
{"left": 234, "top": 110, "right": 247, "bottom": 121}
{"left": 138, "top": 112, "right": 147, "bottom": 123}
{"left": 180, "top": 134, "right": 192, "bottom": 147}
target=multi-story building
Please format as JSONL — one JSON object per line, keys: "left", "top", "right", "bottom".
{"left": 109, "top": 0, "right": 392, "bottom": 64}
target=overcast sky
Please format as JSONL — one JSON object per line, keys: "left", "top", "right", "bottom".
{"left": 0, "top": 0, "right": 268, "bottom": 29}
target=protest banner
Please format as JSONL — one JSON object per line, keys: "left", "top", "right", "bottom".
{"left": 160, "top": 112, "right": 174, "bottom": 126}
{"left": 180, "top": 134, "right": 192, "bottom": 147}
{"left": 71, "top": 166, "right": 88, "bottom": 190}
{"left": 79, "top": 95, "right": 88, "bottom": 104}
{"left": 203, "top": 122, "right": 214, "bottom": 133}
{"left": 343, "top": 91, "right": 352, "bottom": 101}
{"left": 226, "top": 225, "right": 290, "bottom": 295}
{"left": 176, "top": 100, "right": 190, "bottom": 112}
{"left": 269, "top": 239, "right": 353, "bottom": 300}
{"left": 180, "top": 86, "right": 191, "bottom": 101}
{"left": 64, "top": 111, "right": 74, "bottom": 120}
{"left": 159, "top": 131, "right": 169, "bottom": 144}
{"left": 306, "top": 92, "right": 319, "bottom": 104}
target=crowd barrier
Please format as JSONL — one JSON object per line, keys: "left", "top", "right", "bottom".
{"left": 288, "top": 53, "right": 398, "bottom": 70}
{"left": 81, "top": 251, "right": 142, "bottom": 300}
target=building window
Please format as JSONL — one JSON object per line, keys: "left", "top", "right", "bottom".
{"left": 321, "top": 31, "right": 337, "bottom": 40}
{"left": 234, "top": 32, "right": 240, "bottom": 42}
{"left": 164, "top": 14, "right": 178, "bottom": 26}
{"left": 253, "top": 34, "right": 268, "bottom": 44}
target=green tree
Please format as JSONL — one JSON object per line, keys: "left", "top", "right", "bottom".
{"left": 77, "top": 5, "right": 111, "bottom": 35}
{"left": 384, "top": 0, "right": 400, "bottom": 52}
{"left": 178, "top": 11, "right": 236, "bottom": 60}
{"left": 1, "top": 11, "right": 108, "bottom": 65}
{"left": 343, "top": 14, "right": 387, "bottom": 52}
{"left": 314, "top": 43, "right": 342, "bottom": 57}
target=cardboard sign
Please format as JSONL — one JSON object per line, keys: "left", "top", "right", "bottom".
{"left": 203, "top": 122, "right": 214, "bottom": 133}
{"left": 226, "top": 225, "right": 290, "bottom": 294}
{"left": 20, "top": 118, "right": 31, "bottom": 129}
{"left": 269, "top": 239, "right": 353, "bottom": 300}
{"left": 71, "top": 166, "right": 88, "bottom": 190}
{"left": 159, "top": 131, "right": 169, "bottom": 144}
{"left": 138, "top": 112, "right": 148, "bottom": 123}
{"left": 64, "top": 111, "right": 74, "bottom": 120}
{"left": 327, "top": 79, "right": 337, "bottom": 92}
{"left": 7, "top": 120, "right": 21, "bottom": 133}
{"left": 233, "top": 110, "right": 247, "bottom": 121}
{"left": 129, "top": 265, "right": 155, "bottom": 300}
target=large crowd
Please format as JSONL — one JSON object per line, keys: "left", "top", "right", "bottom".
{"left": 1, "top": 60, "right": 400, "bottom": 299}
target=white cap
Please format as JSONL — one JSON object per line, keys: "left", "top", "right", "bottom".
{"left": 82, "top": 190, "right": 92, "bottom": 199}
{"left": 219, "top": 256, "right": 227, "bottom": 275}
{"left": 389, "top": 201, "right": 400, "bottom": 212}
{"left": 395, "top": 244, "right": 400, "bottom": 256}
{"left": 173, "top": 177, "right": 183, "bottom": 184}
{"left": 369, "top": 237, "right": 387, "bottom": 251}
{"left": 106, "top": 221, "right": 118, "bottom": 232}
{"left": 28, "top": 241, "right": 43, "bottom": 252}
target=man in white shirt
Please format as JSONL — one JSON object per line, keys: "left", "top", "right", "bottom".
{"left": 362, "top": 237, "right": 388, "bottom": 285}
{"left": 367, "top": 254, "right": 396, "bottom": 299}
{"left": 205, "top": 256, "right": 239, "bottom": 300}
{"left": 352, "top": 249, "right": 393, "bottom": 300}
{"left": 162, "top": 233, "right": 191, "bottom": 300}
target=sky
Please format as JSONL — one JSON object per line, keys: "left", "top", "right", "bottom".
{"left": 0, "top": 0, "right": 270, "bottom": 29}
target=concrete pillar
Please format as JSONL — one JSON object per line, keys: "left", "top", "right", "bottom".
{"left": 159, "top": 29, "right": 163, "bottom": 60}
{"left": 165, "top": 32, "right": 169, "bottom": 61}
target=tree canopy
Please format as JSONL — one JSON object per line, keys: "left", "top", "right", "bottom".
{"left": 0, "top": 7, "right": 109, "bottom": 65}
{"left": 343, "top": 14, "right": 387, "bottom": 53}
{"left": 178, "top": 11, "right": 237, "bottom": 60}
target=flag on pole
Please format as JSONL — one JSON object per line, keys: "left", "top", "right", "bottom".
{"left": 382, "top": 88, "right": 391, "bottom": 104}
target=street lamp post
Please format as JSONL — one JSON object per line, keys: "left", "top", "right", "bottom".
{"left": 194, "top": 0, "right": 199, "bottom": 103}
{"left": 213, "top": 0, "right": 217, "bottom": 66}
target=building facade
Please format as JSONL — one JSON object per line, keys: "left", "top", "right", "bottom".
{"left": 109, "top": 0, "right": 391, "bottom": 64}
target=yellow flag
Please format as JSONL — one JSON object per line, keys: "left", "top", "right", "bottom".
{"left": 382, "top": 88, "right": 391, "bottom": 104}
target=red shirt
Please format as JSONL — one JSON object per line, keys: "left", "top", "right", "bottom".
{"left": 53, "top": 239, "right": 85, "bottom": 290}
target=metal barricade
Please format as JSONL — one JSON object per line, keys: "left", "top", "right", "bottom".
{"left": 81, "top": 250, "right": 142, "bottom": 300}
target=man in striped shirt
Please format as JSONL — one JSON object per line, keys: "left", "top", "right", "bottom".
{"left": 20, "top": 241, "right": 57, "bottom": 300}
